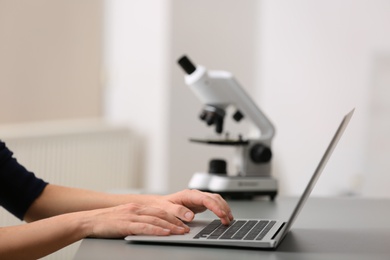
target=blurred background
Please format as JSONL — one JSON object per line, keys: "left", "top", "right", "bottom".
{"left": 1, "top": 0, "right": 390, "bottom": 258}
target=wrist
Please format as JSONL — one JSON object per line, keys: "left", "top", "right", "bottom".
{"left": 74, "top": 211, "right": 98, "bottom": 238}
{"left": 57, "top": 211, "right": 95, "bottom": 239}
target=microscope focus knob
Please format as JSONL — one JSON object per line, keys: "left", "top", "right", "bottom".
{"left": 232, "top": 110, "right": 244, "bottom": 122}
{"left": 250, "top": 144, "right": 272, "bottom": 163}
{"left": 208, "top": 159, "right": 227, "bottom": 175}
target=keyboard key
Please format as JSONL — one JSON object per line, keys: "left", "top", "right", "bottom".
{"left": 220, "top": 221, "right": 246, "bottom": 239}
{"left": 193, "top": 220, "right": 222, "bottom": 239}
{"left": 231, "top": 220, "right": 258, "bottom": 240}
{"left": 256, "top": 221, "right": 276, "bottom": 240}
{"left": 208, "top": 220, "right": 236, "bottom": 239}
{"left": 243, "top": 220, "right": 269, "bottom": 240}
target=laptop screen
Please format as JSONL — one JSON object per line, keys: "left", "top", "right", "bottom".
{"left": 281, "top": 109, "right": 354, "bottom": 238}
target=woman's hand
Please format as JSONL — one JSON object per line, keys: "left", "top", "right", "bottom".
{"left": 0, "top": 203, "right": 190, "bottom": 260}
{"left": 146, "top": 189, "right": 234, "bottom": 226}
{"left": 1, "top": 188, "right": 232, "bottom": 260}
{"left": 83, "top": 203, "right": 190, "bottom": 238}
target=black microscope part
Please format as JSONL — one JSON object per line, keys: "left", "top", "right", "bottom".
{"left": 233, "top": 110, "right": 244, "bottom": 122}
{"left": 209, "top": 159, "right": 227, "bottom": 174}
{"left": 178, "top": 55, "right": 197, "bottom": 75}
{"left": 250, "top": 144, "right": 272, "bottom": 163}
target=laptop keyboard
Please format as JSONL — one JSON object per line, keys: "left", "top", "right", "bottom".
{"left": 193, "top": 219, "right": 276, "bottom": 240}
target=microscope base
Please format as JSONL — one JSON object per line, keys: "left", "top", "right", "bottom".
{"left": 202, "top": 190, "right": 277, "bottom": 200}
{"left": 188, "top": 172, "right": 278, "bottom": 200}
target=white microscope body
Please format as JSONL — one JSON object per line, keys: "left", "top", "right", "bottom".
{"left": 178, "top": 55, "right": 278, "bottom": 200}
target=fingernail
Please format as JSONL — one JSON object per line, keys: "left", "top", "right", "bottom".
{"left": 173, "top": 227, "right": 186, "bottom": 234}
{"left": 185, "top": 212, "right": 193, "bottom": 221}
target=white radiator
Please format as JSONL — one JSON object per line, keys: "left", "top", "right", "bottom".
{"left": 0, "top": 118, "right": 138, "bottom": 259}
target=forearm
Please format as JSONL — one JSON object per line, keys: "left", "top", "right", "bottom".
{"left": 0, "top": 212, "right": 90, "bottom": 260}
{"left": 25, "top": 185, "right": 233, "bottom": 226}
{"left": 1, "top": 201, "right": 192, "bottom": 259}
{"left": 25, "top": 184, "right": 155, "bottom": 221}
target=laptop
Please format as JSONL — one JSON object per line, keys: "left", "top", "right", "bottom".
{"left": 125, "top": 109, "right": 354, "bottom": 249}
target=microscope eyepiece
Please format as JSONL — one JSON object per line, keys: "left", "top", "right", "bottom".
{"left": 178, "top": 55, "right": 197, "bottom": 75}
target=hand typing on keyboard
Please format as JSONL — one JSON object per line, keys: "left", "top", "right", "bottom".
{"left": 148, "top": 189, "right": 234, "bottom": 226}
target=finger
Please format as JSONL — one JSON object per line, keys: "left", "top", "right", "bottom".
{"left": 127, "top": 222, "right": 171, "bottom": 236}
{"left": 202, "top": 192, "right": 234, "bottom": 221}
{"left": 164, "top": 203, "right": 195, "bottom": 222}
{"left": 130, "top": 215, "right": 189, "bottom": 235}
{"left": 190, "top": 190, "right": 232, "bottom": 214}
{"left": 135, "top": 206, "right": 190, "bottom": 232}
{"left": 178, "top": 190, "right": 234, "bottom": 225}
{"left": 200, "top": 195, "right": 232, "bottom": 225}
{"left": 198, "top": 191, "right": 234, "bottom": 223}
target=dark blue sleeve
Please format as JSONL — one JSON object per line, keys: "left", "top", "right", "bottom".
{"left": 0, "top": 140, "right": 48, "bottom": 220}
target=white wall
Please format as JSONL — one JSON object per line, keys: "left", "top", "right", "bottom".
{"left": 363, "top": 55, "right": 390, "bottom": 197}
{"left": 103, "top": 0, "right": 171, "bottom": 192}
{"left": 257, "top": 0, "right": 390, "bottom": 196}
{"left": 104, "top": 0, "right": 390, "bottom": 197}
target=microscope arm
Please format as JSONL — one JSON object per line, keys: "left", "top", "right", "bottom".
{"left": 179, "top": 56, "right": 275, "bottom": 141}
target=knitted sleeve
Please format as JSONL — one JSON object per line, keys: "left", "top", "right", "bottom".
{"left": 0, "top": 141, "right": 48, "bottom": 220}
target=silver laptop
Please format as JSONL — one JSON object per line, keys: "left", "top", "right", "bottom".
{"left": 125, "top": 109, "right": 354, "bottom": 249}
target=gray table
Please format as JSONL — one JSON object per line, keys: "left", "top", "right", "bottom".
{"left": 74, "top": 197, "right": 390, "bottom": 260}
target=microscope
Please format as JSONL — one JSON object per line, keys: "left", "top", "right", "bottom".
{"left": 177, "top": 55, "right": 278, "bottom": 200}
